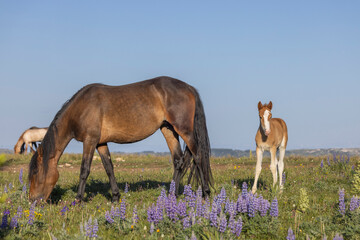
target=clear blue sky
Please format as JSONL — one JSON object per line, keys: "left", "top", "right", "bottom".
{"left": 1, "top": 1, "right": 359, "bottom": 153}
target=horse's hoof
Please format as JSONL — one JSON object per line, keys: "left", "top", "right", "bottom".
{"left": 112, "top": 193, "right": 121, "bottom": 203}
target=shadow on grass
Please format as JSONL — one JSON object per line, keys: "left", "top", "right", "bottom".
{"left": 49, "top": 179, "right": 174, "bottom": 203}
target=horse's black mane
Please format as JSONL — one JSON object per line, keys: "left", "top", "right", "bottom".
{"left": 29, "top": 84, "right": 101, "bottom": 180}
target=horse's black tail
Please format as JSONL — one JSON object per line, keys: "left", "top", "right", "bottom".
{"left": 187, "top": 88, "right": 213, "bottom": 193}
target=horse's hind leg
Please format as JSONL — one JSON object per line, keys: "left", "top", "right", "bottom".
{"left": 278, "top": 146, "right": 286, "bottom": 191}
{"left": 76, "top": 141, "right": 97, "bottom": 201}
{"left": 97, "top": 143, "right": 120, "bottom": 202}
{"left": 270, "top": 146, "right": 278, "bottom": 188}
{"left": 160, "top": 124, "right": 183, "bottom": 195}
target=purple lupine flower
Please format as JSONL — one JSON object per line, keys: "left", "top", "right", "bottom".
{"left": 147, "top": 204, "right": 157, "bottom": 224}
{"left": 241, "top": 195, "right": 248, "bottom": 213}
{"left": 1, "top": 210, "right": 10, "bottom": 229}
{"left": 202, "top": 197, "right": 210, "bottom": 219}
{"left": 188, "top": 207, "right": 196, "bottom": 226}
{"left": 28, "top": 201, "right": 36, "bottom": 225}
{"left": 248, "top": 197, "right": 255, "bottom": 217}
{"left": 349, "top": 196, "right": 359, "bottom": 211}
{"left": 132, "top": 206, "right": 139, "bottom": 224}
{"left": 270, "top": 197, "right": 278, "bottom": 217}
{"left": 19, "top": 168, "right": 23, "bottom": 185}
{"left": 4, "top": 186, "right": 8, "bottom": 193}
{"left": 183, "top": 184, "right": 193, "bottom": 205}
{"left": 347, "top": 153, "right": 350, "bottom": 164}
{"left": 333, "top": 233, "right": 344, "bottom": 240}
{"left": 113, "top": 207, "right": 120, "bottom": 217}
{"left": 120, "top": 198, "right": 126, "bottom": 220}
{"left": 177, "top": 200, "right": 187, "bottom": 218}
{"left": 85, "top": 217, "right": 92, "bottom": 237}
{"left": 183, "top": 216, "right": 190, "bottom": 229}
{"left": 236, "top": 194, "right": 242, "bottom": 213}
{"left": 209, "top": 200, "right": 218, "bottom": 227}
{"left": 157, "top": 188, "right": 167, "bottom": 209}
{"left": 124, "top": 183, "right": 129, "bottom": 194}
{"left": 218, "top": 187, "right": 227, "bottom": 206}
{"left": 321, "top": 160, "right": 324, "bottom": 168}
{"left": 339, "top": 188, "right": 346, "bottom": 216}
{"left": 105, "top": 211, "right": 114, "bottom": 224}
{"left": 253, "top": 196, "right": 259, "bottom": 212}
{"left": 327, "top": 156, "right": 331, "bottom": 166}
{"left": 225, "top": 199, "right": 230, "bottom": 214}
{"left": 232, "top": 217, "right": 243, "bottom": 237}
{"left": 218, "top": 212, "right": 227, "bottom": 233}
{"left": 188, "top": 191, "right": 196, "bottom": 209}
{"left": 155, "top": 204, "right": 164, "bottom": 222}
{"left": 231, "top": 179, "right": 234, "bottom": 186}
{"left": 10, "top": 215, "right": 18, "bottom": 229}
{"left": 242, "top": 182, "right": 248, "bottom": 199}
{"left": 22, "top": 184, "right": 27, "bottom": 193}
{"left": 91, "top": 219, "right": 98, "bottom": 238}
{"left": 228, "top": 214, "right": 235, "bottom": 231}
{"left": 60, "top": 205, "right": 69, "bottom": 216}
{"left": 169, "top": 180, "right": 176, "bottom": 194}
{"left": 286, "top": 227, "right": 295, "bottom": 240}
{"left": 195, "top": 186, "right": 203, "bottom": 217}
{"left": 71, "top": 200, "right": 76, "bottom": 206}
{"left": 259, "top": 197, "right": 270, "bottom": 217}
{"left": 8, "top": 183, "right": 12, "bottom": 189}
{"left": 333, "top": 152, "right": 337, "bottom": 163}
{"left": 165, "top": 193, "right": 178, "bottom": 221}
{"left": 16, "top": 206, "right": 23, "bottom": 218}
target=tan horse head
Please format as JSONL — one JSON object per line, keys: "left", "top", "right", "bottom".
{"left": 258, "top": 101, "right": 273, "bottom": 136}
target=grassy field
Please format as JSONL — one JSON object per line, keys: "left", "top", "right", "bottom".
{"left": 0, "top": 152, "right": 359, "bottom": 239}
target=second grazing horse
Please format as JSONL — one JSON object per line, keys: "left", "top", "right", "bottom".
{"left": 252, "top": 101, "right": 288, "bottom": 193}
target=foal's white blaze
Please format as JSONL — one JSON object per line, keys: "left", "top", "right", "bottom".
{"left": 264, "top": 110, "right": 271, "bottom": 135}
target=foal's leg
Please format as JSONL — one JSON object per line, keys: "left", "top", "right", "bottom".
{"left": 97, "top": 143, "right": 120, "bottom": 202}
{"left": 76, "top": 141, "right": 97, "bottom": 201}
{"left": 24, "top": 142, "right": 29, "bottom": 155}
{"left": 160, "top": 125, "right": 183, "bottom": 195}
{"left": 270, "top": 146, "right": 278, "bottom": 187}
{"left": 278, "top": 146, "right": 286, "bottom": 191}
{"left": 252, "top": 147, "right": 263, "bottom": 194}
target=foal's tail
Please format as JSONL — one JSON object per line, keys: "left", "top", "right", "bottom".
{"left": 185, "top": 88, "right": 214, "bottom": 193}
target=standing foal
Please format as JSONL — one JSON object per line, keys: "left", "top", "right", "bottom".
{"left": 252, "top": 101, "right": 288, "bottom": 193}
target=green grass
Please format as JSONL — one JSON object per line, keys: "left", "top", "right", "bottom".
{"left": 0, "top": 153, "right": 359, "bottom": 239}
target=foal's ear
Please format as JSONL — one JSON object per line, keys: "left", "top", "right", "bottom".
{"left": 258, "top": 101, "right": 263, "bottom": 110}
{"left": 38, "top": 144, "right": 43, "bottom": 157}
{"left": 268, "top": 101, "right": 273, "bottom": 110}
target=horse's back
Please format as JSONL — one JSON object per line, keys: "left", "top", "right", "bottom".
{"left": 67, "top": 76, "right": 195, "bottom": 144}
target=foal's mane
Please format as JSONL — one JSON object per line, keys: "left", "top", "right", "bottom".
{"left": 29, "top": 84, "right": 100, "bottom": 180}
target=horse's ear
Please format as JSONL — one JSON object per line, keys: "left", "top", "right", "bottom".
{"left": 268, "top": 101, "right": 273, "bottom": 110}
{"left": 258, "top": 101, "right": 262, "bottom": 111}
{"left": 38, "top": 144, "right": 43, "bottom": 157}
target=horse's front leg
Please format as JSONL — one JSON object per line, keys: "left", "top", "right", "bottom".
{"left": 76, "top": 141, "right": 96, "bottom": 201}
{"left": 97, "top": 143, "right": 120, "bottom": 202}
{"left": 252, "top": 147, "right": 263, "bottom": 194}
{"left": 270, "top": 146, "right": 278, "bottom": 187}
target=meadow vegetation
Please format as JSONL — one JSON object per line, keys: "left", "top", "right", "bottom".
{"left": 0, "top": 152, "right": 359, "bottom": 239}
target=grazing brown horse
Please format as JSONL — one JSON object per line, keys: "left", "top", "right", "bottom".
{"left": 252, "top": 101, "right": 288, "bottom": 193}
{"left": 14, "top": 127, "right": 48, "bottom": 154}
{"left": 29, "top": 76, "right": 213, "bottom": 202}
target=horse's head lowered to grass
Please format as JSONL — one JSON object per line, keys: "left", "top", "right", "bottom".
{"left": 29, "top": 143, "right": 59, "bottom": 201}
